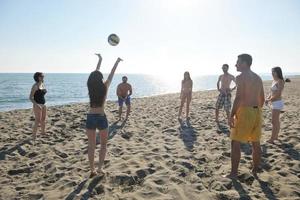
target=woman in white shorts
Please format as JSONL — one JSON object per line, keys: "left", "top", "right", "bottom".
{"left": 265, "top": 67, "right": 285, "bottom": 143}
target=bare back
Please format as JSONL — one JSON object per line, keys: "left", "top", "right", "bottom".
{"left": 237, "top": 71, "right": 264, "bottom": 107}
{"left": 89, "top": 81, "right": 110, "bottom": 114}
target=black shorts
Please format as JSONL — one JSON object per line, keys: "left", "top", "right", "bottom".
{"left": 86, "top": 114, "right": 108, "bottom": 130}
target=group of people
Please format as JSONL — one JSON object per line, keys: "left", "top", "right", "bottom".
{"left": 29, "top": 53, "right": 285, "bottom": 178}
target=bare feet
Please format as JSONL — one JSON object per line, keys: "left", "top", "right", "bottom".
{"left": 251, "top": 169, "right": 259, "bottom": 178}
{"left": 224, "top": 173, "right": 237, "bottom": 179}
{"left": 267, "top": 139, "right": 275, "bottom": 144}
{"left": 97, "top": 168, "right": 105, "bottom": 176}
{"left": 89, "top": 171, "right": 97, "bottom": 178}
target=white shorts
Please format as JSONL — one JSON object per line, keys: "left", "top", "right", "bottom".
{"left": 272, "top": 100, "right": 284, "bottom": 110}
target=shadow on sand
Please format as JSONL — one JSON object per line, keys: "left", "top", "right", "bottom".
{"left": 65, "top": 175, "right": 104, "bottom": 200}
{"left": 0, "top": 139, "right": 32, "bottom": 160}
{"left": 178, "top": 118, "right": 197, "bottom": 151}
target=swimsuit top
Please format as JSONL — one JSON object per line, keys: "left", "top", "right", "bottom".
{"left": 34, "top": 88, "right": 47, "bottom": 104}
{"left": 271, "top": 81, "right": 278, "bottom": 91}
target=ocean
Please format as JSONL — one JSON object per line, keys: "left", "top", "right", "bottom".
{"left": 0, "top": 73, "right": 287, "bottom": 111}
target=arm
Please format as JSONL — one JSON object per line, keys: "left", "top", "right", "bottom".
{"left": 217, "top": 76, "right": 221, "bottom": 91}
{"left": 180, "top": 81, "right": 184, "bottom": 98}
{"left": 106, "top": 57, "right": 123, "bottom": 87}
{"left": 95, "top": 53, "right": 102, "bottom": 71}
{"left": 29, "top": 84, "right": 41, "bottom": 108}
{"left": 260, "top": 81, "right": 265, "bottom": 107}
{"left": 229, "top": 76, "right": 242, "bottom": 127}
{"left": 116, "top": 85, "right": 124, "bottom": 99}
{"left": 231, "top": 75, "right": 237, "bottom": 91}
{"left": 128, "top": 84, "right": 132, "bottom": 96}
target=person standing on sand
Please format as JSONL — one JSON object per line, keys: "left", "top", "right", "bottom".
{"left": 29, "top": 72, "right": 47, "bottom": 140}
{"left": 228, "top": 54, "right": 265, "bottom": 178}
{"left": 178, "top": 71, "right": 193, "bottom": 120}
{"left": 215, "top": 64, "right": 236, "bottom": 127}
{"left": 265, "top": 67, "right": 285, "bottom": 144}
{"left": 86, "top": 53, "right": 123, "bottom": 177}
{"left": 116, "top": 76, "right": 132, "bottom": 120}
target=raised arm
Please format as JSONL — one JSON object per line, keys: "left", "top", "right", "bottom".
{"left": 106, "top": 57, "right": 123, "bottom": 87}
{"left": 95, "top": 53, "right": 102, "bottom": 71}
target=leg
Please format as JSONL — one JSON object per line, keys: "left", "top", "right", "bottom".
{"left": 225, "top": 109, "right": 230, "bottom": 126}
{"left": 229, "top": 140, "right": 241, "bottom": 178}
{"left": 186, "top": 93, "right": 192, "bottom": 119}
{"left": 215, "top": 95, "right": 223, "bottom": 126}
{"left": 118, "top": 106, "right": 123, "bottom": 120}
{"left": 268, "top": 110, "right": 280, "bottom": 143}
{"left": 125, "top": 104, "right": 131, "bottom": 119}
{"left": 40, "top": 105, "right": 47, "bottom": 135}
{"left": 215, "top": 108, "right": 220, "bottom": 125}
{"left": 32, "top": 104, "right": 42, "bottom": 140}
{"left": 251, "top": 141, "right": 261, "bottom": 175}
{"left": 98, "top": 129, "right": 108, "bottom": 174}
{"left": 86, "top": 129, "right": 96, "bottom": 176}
{"left": 178, "top": 96, "right": 186, "bottom": 118}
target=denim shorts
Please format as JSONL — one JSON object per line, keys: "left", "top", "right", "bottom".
{"left": 86, "top": 113, "right": 108, "bottom": 130}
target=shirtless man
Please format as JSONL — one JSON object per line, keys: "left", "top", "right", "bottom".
{"left": 116, "top": 76, "right": 132, "bottom": 120}
{"left": 228, "top": 54, "right": 265, "bottom": 178}
{"left": 215, "top": 64, "right": 236, "bottom": 127}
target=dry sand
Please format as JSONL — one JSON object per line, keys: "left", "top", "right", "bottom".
{"left": 0, "top": 77, "right": 299, "bottom": 200}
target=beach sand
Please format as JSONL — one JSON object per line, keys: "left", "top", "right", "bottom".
{"left": 0, "top": 77, "right": 299, "bottom": 200}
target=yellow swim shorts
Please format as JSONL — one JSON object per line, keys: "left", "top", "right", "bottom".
{"left": 230, "top": 106, "right": 262, "bottom": 143}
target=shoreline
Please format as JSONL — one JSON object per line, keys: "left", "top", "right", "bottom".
{"left": 1, "top": 75, "right": 299, "bottom": 112}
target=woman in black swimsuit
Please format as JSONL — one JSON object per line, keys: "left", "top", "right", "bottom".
{"left": 29, "top": 72, "right": 47, "bottom": 140}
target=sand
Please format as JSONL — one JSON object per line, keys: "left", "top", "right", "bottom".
{"left": 0, "top": 77, "right": 299, "bottom": 200}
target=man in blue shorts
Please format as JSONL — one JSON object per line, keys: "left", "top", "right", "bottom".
{"left": 117, "top": 76, "right": 132, "bottom": 120}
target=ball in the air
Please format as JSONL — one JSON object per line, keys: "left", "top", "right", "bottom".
{"left": 108, "top": 34, "right": 120, "bottom": 46}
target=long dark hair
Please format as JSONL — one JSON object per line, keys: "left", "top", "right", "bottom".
{"left": 33, "top": 72, "right": 43, "bottom": 83}
{"left": 87, "top": 71, "right": 107, "bottom": 107}
{"left": 183, "top": 71, "right": 191, "bottom": 82}
{"left": 272, "top": 67, "right": 284, "bottom": 80}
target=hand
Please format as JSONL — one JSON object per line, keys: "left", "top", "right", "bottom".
{"left": 95, "top": 53, "right": 102, "bottom": 58}
{"left": 229, "top": 116, "right": 235, "bottom": 128}
{"left": 265, "top": 100, "right": 269, "bottom": 106}
{"left": 35, "top": 103, "right": 42, "bottom": 109}
{"left": 117, "top": 57, "right": 123, "bottom": 62}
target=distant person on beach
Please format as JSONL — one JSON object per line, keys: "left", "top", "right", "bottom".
{"left": 86, "top": 53, "right": 122, "bottom": 177}
{"left": 228, "top": 54, "right": 265, "bottom": 178}
{"left": 116, "top": 76, "right": 132, "bottom": 120}
{"left": 265, "top": 67, "right": 284, "bottom": 144}
{"left": 178, "top": 71, "right": 193, "bottom": 120}
{"left": 215, "top": 64, "right": 236, "bottom": 127}
{"left": 29, "top": 72, "right": 47, "bottom": 140}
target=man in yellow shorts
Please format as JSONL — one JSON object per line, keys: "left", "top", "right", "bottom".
{"left": 228, "top": 54, "right": 265, "bottom": 178}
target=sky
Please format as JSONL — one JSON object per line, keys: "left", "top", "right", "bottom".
{"left": 0, "top": 0, "right": 299, "bottom": 77}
